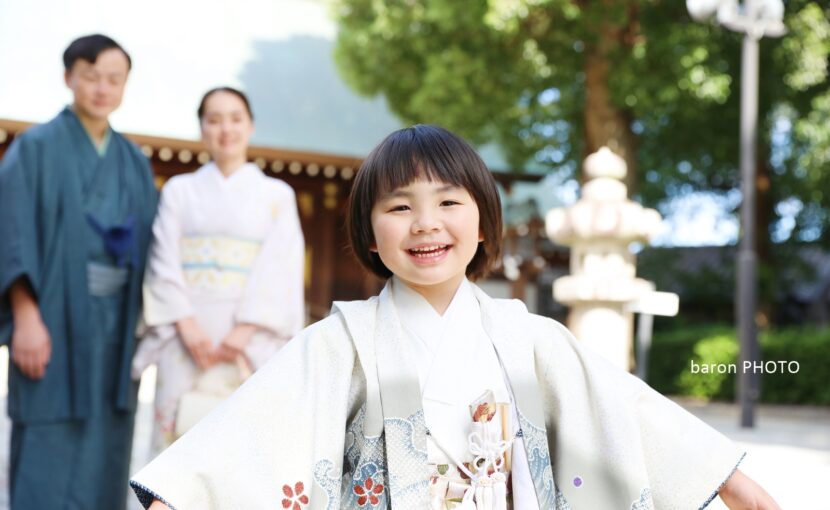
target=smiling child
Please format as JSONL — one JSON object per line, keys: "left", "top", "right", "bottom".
{"left": 131, "top": 125, "right": 778, "bottom": 510}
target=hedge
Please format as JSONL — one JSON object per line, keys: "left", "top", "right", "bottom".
{"left": 645, "top": 325, "right": 830, "bottom": 405}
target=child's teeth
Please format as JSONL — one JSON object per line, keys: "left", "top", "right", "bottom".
{"left": 410, "top": 245, "right": 448, "bottom": 257}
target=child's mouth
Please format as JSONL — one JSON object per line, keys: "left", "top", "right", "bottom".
{"left": 407, "top": 244, "right": 450, "bottom": 259}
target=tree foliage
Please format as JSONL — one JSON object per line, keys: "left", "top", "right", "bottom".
{"left": 333, "top": 0, "right": 830, "bottom": 243}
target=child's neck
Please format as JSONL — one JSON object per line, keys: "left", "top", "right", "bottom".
{"left": 398, "top": 274, "right": 465, "bottom": 316}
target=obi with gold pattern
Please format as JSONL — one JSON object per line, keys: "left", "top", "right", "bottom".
{"left": 180, "top": 234, "right": 262, "bottom": 292}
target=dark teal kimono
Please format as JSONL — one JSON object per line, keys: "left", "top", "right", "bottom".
{"left": 0, "top": 108, "right": 157, "bottom": 509}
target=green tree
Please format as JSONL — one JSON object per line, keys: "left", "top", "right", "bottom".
{"left": 332, "top": 0, "right": 830, "bottom": 248}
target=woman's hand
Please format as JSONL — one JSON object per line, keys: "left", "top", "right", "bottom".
{"left": 10, "top": 280, "right": 51, "bottom": 380}
{"left": 719, "top": 469, "right": 781, "bottom": 510}
{"left": 176, "top": 317, "right": 215, "bottom": 369}
{"left": 214, "top": 323, "right": 257, "bottom": 363}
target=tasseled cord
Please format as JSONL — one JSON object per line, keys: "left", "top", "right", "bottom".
{"left": 429, "top": 420, "right": 514, "bottom": 510}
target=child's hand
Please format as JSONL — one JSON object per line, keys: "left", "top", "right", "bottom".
{"left": 176, "top": 317, "right": 216, "bottom": 369}
{"left": 214, "top": 323, "right": 257, "bottom": 363}
{"left": 719, "top": 469, "right": 781, "bottom": 510}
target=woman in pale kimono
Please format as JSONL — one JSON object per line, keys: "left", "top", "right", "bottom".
{"left": 132, "top": 125, "right": 778, "bottom": 509}
{"left": 133, "top": 87, "right": 304, "bottom": 453}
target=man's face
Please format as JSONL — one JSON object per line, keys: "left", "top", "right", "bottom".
{"left": 64, "top": 48, "right": 130, "bottom": 122}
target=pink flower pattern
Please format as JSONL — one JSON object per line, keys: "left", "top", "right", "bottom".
{"left": 281, "top": 481, "right": 309, "bottom": 509}
{"left": 353, "top": 475, "right": 384, "bottom": 506}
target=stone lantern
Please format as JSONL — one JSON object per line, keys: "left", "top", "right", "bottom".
{"left": 545, "top": 147, "right": 678, "bottom": 371}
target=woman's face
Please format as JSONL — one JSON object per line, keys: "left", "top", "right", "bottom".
{"left": 200, "top": 91, "right": 253, "bottom": 163}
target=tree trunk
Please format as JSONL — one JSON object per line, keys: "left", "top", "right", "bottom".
{"left": 755, "top": 151, "right": 773, "bottom": 327}
{"left": 583, "top": 15, "right": 639, "bottom": 191}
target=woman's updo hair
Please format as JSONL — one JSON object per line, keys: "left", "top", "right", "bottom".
{"left": 197, "top": 87, "right": 254, "bottom": 121}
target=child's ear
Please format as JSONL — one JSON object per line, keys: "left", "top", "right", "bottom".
{"left": 369, "top": 242, "right": 378, "bottom": 252}
{"left": 478, "top": 230, "right": 484, "bottom": 242}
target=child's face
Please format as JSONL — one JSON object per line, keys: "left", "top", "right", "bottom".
{"left": 370, "top": 178, "right": 482, "bottom": 296}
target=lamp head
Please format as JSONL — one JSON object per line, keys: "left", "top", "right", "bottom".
{"left": 688, "top": 0, "right": 786, "bottom": 37}
{"left": 756, "top": 0, "right": 785, "bottom": 23}
{"left": 686, "top": 0, "right": 723, "bottom": 21}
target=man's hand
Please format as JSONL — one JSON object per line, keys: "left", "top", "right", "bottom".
{"left": 9, "top": 280, "right": 51, "bottom": 380}
{"left": 214, "top": 323, "right": 257, "bottom": 364}
{"left": 176, "top": 317, "right": 216, "bottom": 369}
{"left": 11, "top": 312, "right": 51, "bottom": 380}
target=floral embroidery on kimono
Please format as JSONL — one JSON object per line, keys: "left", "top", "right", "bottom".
{"left": 516, "top": 412, "right": 557, "bottom": 508}
{"left": 337, "top": 406, "right": 389, "bottom": 509}
{"left": 130, "top": 281, "right": 745, "bottom": 510}
{"left": 281, "top": 482, "right": 309, "bottom": 509}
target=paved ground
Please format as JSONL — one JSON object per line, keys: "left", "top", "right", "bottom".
{"left": 673, "top": 398, "right": 830, "bottom": 509}
{"left": 0, "top": 357, "right": 827, "bottom": 509}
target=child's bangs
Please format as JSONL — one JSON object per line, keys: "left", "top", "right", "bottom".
{"left": 374, "top": 147, "right": 467, "bottom": 200}
{"left": 349, "top": 124, "right": 502, "bottom": 280}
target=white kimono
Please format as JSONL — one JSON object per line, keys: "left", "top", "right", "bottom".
{"left": 131, "top": 280, "right": 744, "bottom": 510}
{"left": 392, "top": 277, "right": 536, "bottom": 509}
{"left": 134, "top": 162, "right": 305, "bottom": 451}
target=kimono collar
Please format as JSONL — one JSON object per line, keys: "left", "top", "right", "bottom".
{"left": 61, "top": 107, "right": 112, "bottom": 158}
{"left": 468, "top": 286, "right": 548, "bottom": 426}
{"left": 390, "top": 276, "right": 478, "bottom": 354}
{"left": 369, "top": 280, "right": 549, "bottom": 428}
{"left": 88, "top": 129, "right": 112, "bottom": 157}
{"left": 203, "top": 161, "right": 261, "bottom": 184}
{"left": 338, "top": 283, "right": 558, "bottom": 508}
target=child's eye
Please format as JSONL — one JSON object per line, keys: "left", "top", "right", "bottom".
{"left": 441, "top": 200, "right": 460, "bottom": 206}
{"left": 389, "top": 204, "right": 410, "bottom": 212}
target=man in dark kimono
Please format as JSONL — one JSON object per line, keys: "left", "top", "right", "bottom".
{"left": 0, "top": 34, "right": 158, "bottom": 509}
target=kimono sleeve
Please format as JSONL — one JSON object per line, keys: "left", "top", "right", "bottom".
{"left": 0, "top": 137, "right": 41, "bottom": 343}
{"left": 235, "top": 183, "right": 305, "bottom": 338}
{"left": 142, "top": 180, "right": 194, "bottom": 326}
{"left": 539, "top": 319, "right": 744, "bottom": 509}
{"left": 634, "top": 381, "right": 745, "bottom": 508}
{"left": 131, "top": 313, "right": 363, "bottom": 509}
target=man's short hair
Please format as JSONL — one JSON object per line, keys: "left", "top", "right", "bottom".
{"left": 63, "top": 34, "right": 132, "bottom": 71}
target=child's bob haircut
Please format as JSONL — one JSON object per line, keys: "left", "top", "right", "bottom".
{"left": 348, "top": 124, "right": 503, "bottom": 280}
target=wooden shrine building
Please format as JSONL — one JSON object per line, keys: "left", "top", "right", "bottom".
{"left": 0, "top": 119, "right": 557, "bottom": 322}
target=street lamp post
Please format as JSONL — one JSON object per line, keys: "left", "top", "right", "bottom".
{"left": 686, "top": 0, "right": 785, "bottom": 428}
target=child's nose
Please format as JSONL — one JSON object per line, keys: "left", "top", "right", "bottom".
{"left": 412, "top": 213, "right": 441, "bottom": 233}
